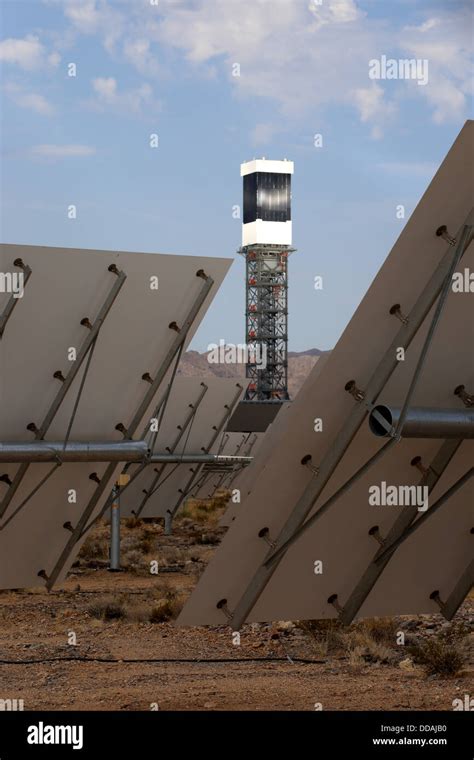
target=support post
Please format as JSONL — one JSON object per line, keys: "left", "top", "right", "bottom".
{"left": 109, "top": 486, "right": 121, "bottom": 572}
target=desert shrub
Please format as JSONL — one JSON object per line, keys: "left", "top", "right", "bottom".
{"left": 355, "top": 617, "right": 399, "bottom": 646}
{"left": 149, "top": 592, "right": 183, "bottom": 623}
{"left": 122, "top": 549, "right": 148, "bottom": 574}
{"left": 296, "top": 619, "right": 345, "bottom": 652}
{"left": 125, "top": 516, "right": 141, "bottom": 529}
{"left": 78, "top": 536, "right": 107, "bottom": 561}
{"left": 87, "top": 596, "right": 126, "bottom": 621}
{"left": 409, "top": 638, "right": 465, "bottom": 676}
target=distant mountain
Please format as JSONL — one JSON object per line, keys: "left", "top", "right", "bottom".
{"left": 178, "top": 348, "right": 330, "bottom": 397}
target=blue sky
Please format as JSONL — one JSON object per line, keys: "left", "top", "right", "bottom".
{"left": 1, "top": 0, "right": 472, "bottom": 351}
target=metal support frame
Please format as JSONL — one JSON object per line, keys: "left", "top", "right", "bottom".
{"left": 227, "top": 221, "right": 473, "bottom": 629}
{"left": 133, "top": 381, "right": 209, "bottom": 517}
{"left": 438, "top": 560, "right": 474, "bottom": 620}
{"left": 0, "top": 266, "right": 127, "bottom": 520}
{"left": 375, "top": 466, "right": 473, "bottom": 563}
{"left": 109, "top": 486, "right": 121, "bottom": 572}
{"left": 44, "top": 271, "right": 215, "bottom": 590}
{"left": 0, "top": 258, "right": 33, "bottom": 338}
{"left": 76, "top": 388, "right": 171, "bottom": 538}
{"left": 163, "top": 383, "right": 243, "bottom": 531}
{"left": 239, "top": 244, "right": 294, "bottom": 401}
{"left": 339, "top": 438, "right": 463, "bottom": 624}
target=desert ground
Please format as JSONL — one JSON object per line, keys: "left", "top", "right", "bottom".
{"left": 0, "top": 496, "right": 472, "bottom": 712}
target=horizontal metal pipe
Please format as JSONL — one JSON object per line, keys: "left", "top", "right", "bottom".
{"left": 149, "top": 454, "right": 253, "bottom": 465}
{"left": 0, "top": 442, "right": 254, "bottom": 465}
{"left": 369, "top": 406, "right": 474, "bottom": 439}
{"left": 0, "top": 441, "right": 150, "bottom": 463}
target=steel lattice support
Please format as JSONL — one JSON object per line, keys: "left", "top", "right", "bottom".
{"left": 240, "top": 244, "right": 294, "bottom": 401}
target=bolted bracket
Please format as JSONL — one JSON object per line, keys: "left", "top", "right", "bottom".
{"left": 411, "top": 455, "right": 430, "bottom": 476}
{"left": 13, "top": 258, "right": 28, "bottom": 271}
{"left": 435, "top": 225, "right": 456, "bottom": 246}
{"left": 429, "top": 589, "right": 446, "bottom": 612}
{"left": 301, "top": 454, "right": 319, "bottom": 476}
{"left": 327, "top": 593, "right": 343, "bottom": 615}
{"left": 115, "top": 422, "right": 129, "bottom": 438}
{"left": 454, "top": 384, "right": 474, "bottom": 408}
{"left": 389, "top": 303, "right": 409, "bottom": 325}
{"left": 216, "top": 598, "right": 234, "bottom": 622}
{"left": 345, "top": 380, "right": 365, "bottom": 402}
{"left": 80, "top": 317, "right": 93, "bottom": 330}
{"left": 258, "top": 527, "right": 276, "bottom": 549}
{"left": 368, "top": 525, "right": 385, "bottom": 547}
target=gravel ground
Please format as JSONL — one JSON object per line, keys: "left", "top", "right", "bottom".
{"left": 0, "top": 517, "right": 472, "bottom": 711}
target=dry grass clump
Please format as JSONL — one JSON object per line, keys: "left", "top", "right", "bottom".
{"left": 353, "top": 617, "right": 399, "bottom": 646}
{"left": 87, "top": 596, "right": 126, "bottom": 621}
{"left": 148, "top": 593, "right": 183, "bottom": 623}
{"left": 125, "top": 516, "right": 142, "bottom": 529}
{"left": 298, "top": 617, "right": 399, "bottom": 665}
{"left": 296, "top": 619, "right": 345, "bottom": 654}
{"left": 409, "top": 638, "right": 465, "bottom": 677}
{"left": 180, "top": 496, "right": 226, "bottom": 525}
{"left": 78, "top": 536, "right": 108, "bottom": 564}
{"left": 122, "top": 548, "right": 149, "bottom": 574}
{"left": 86, "top": 587, "right": 183, "bottom": 625}
{"left": 346, "top": 631, "right": 396, "bottom": 665}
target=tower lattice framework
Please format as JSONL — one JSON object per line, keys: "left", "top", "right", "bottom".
{"left": 240, "top": 243, "right": 294, "bottom": 401}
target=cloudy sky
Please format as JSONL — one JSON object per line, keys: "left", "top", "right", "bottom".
{"left": 1, "top": 0, "right": 472, "bottom": 351}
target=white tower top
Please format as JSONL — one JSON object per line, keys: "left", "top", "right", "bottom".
{"left": 241, "top": 158, "right": 293, "bottom": 247}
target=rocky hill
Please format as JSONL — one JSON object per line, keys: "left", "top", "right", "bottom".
{"left": 178, "top": 347, "right": 330, "bottom": 397}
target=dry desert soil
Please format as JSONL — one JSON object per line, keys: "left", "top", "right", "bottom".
{"left": 0, "top": 505, "right": 472, "bottom": 712}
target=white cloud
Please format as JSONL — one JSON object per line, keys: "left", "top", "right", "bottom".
{"left": 92, "top": 76, "right": 117, "bottom": 101}
{"left": 61, "top": 0, "right": 125, "bottom": 53}
{"left": 91, "top": 76, "right": 153, "bottom": 113}
{"left": 3, "top": 82, "right": 55, "bottom": 115}
{"left": 0, "top": 34, "right": 61, "bottom": 70}
{"left": 63, "top": 0, "right": 101, "bottom": 33}
{"left": 51, "top": 0, "right": 471, "bottom": 135}
{"left": 400, "top": 7, "right": 472, "bottom": 123}
{"left": 309, "top": 0, "right": 363, "bottom": 26}
{"left": 123, "top": 38, "right": 159, "bottom": 76}
{"left": 352, "top": 84, "right": 395, "bottom": 138}
{"left": 31, "top": 144, "right": 96, "bottom": 158}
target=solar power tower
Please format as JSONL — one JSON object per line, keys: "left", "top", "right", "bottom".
{"left": 239, "top": 159, "right": 295, "bottom": 402}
